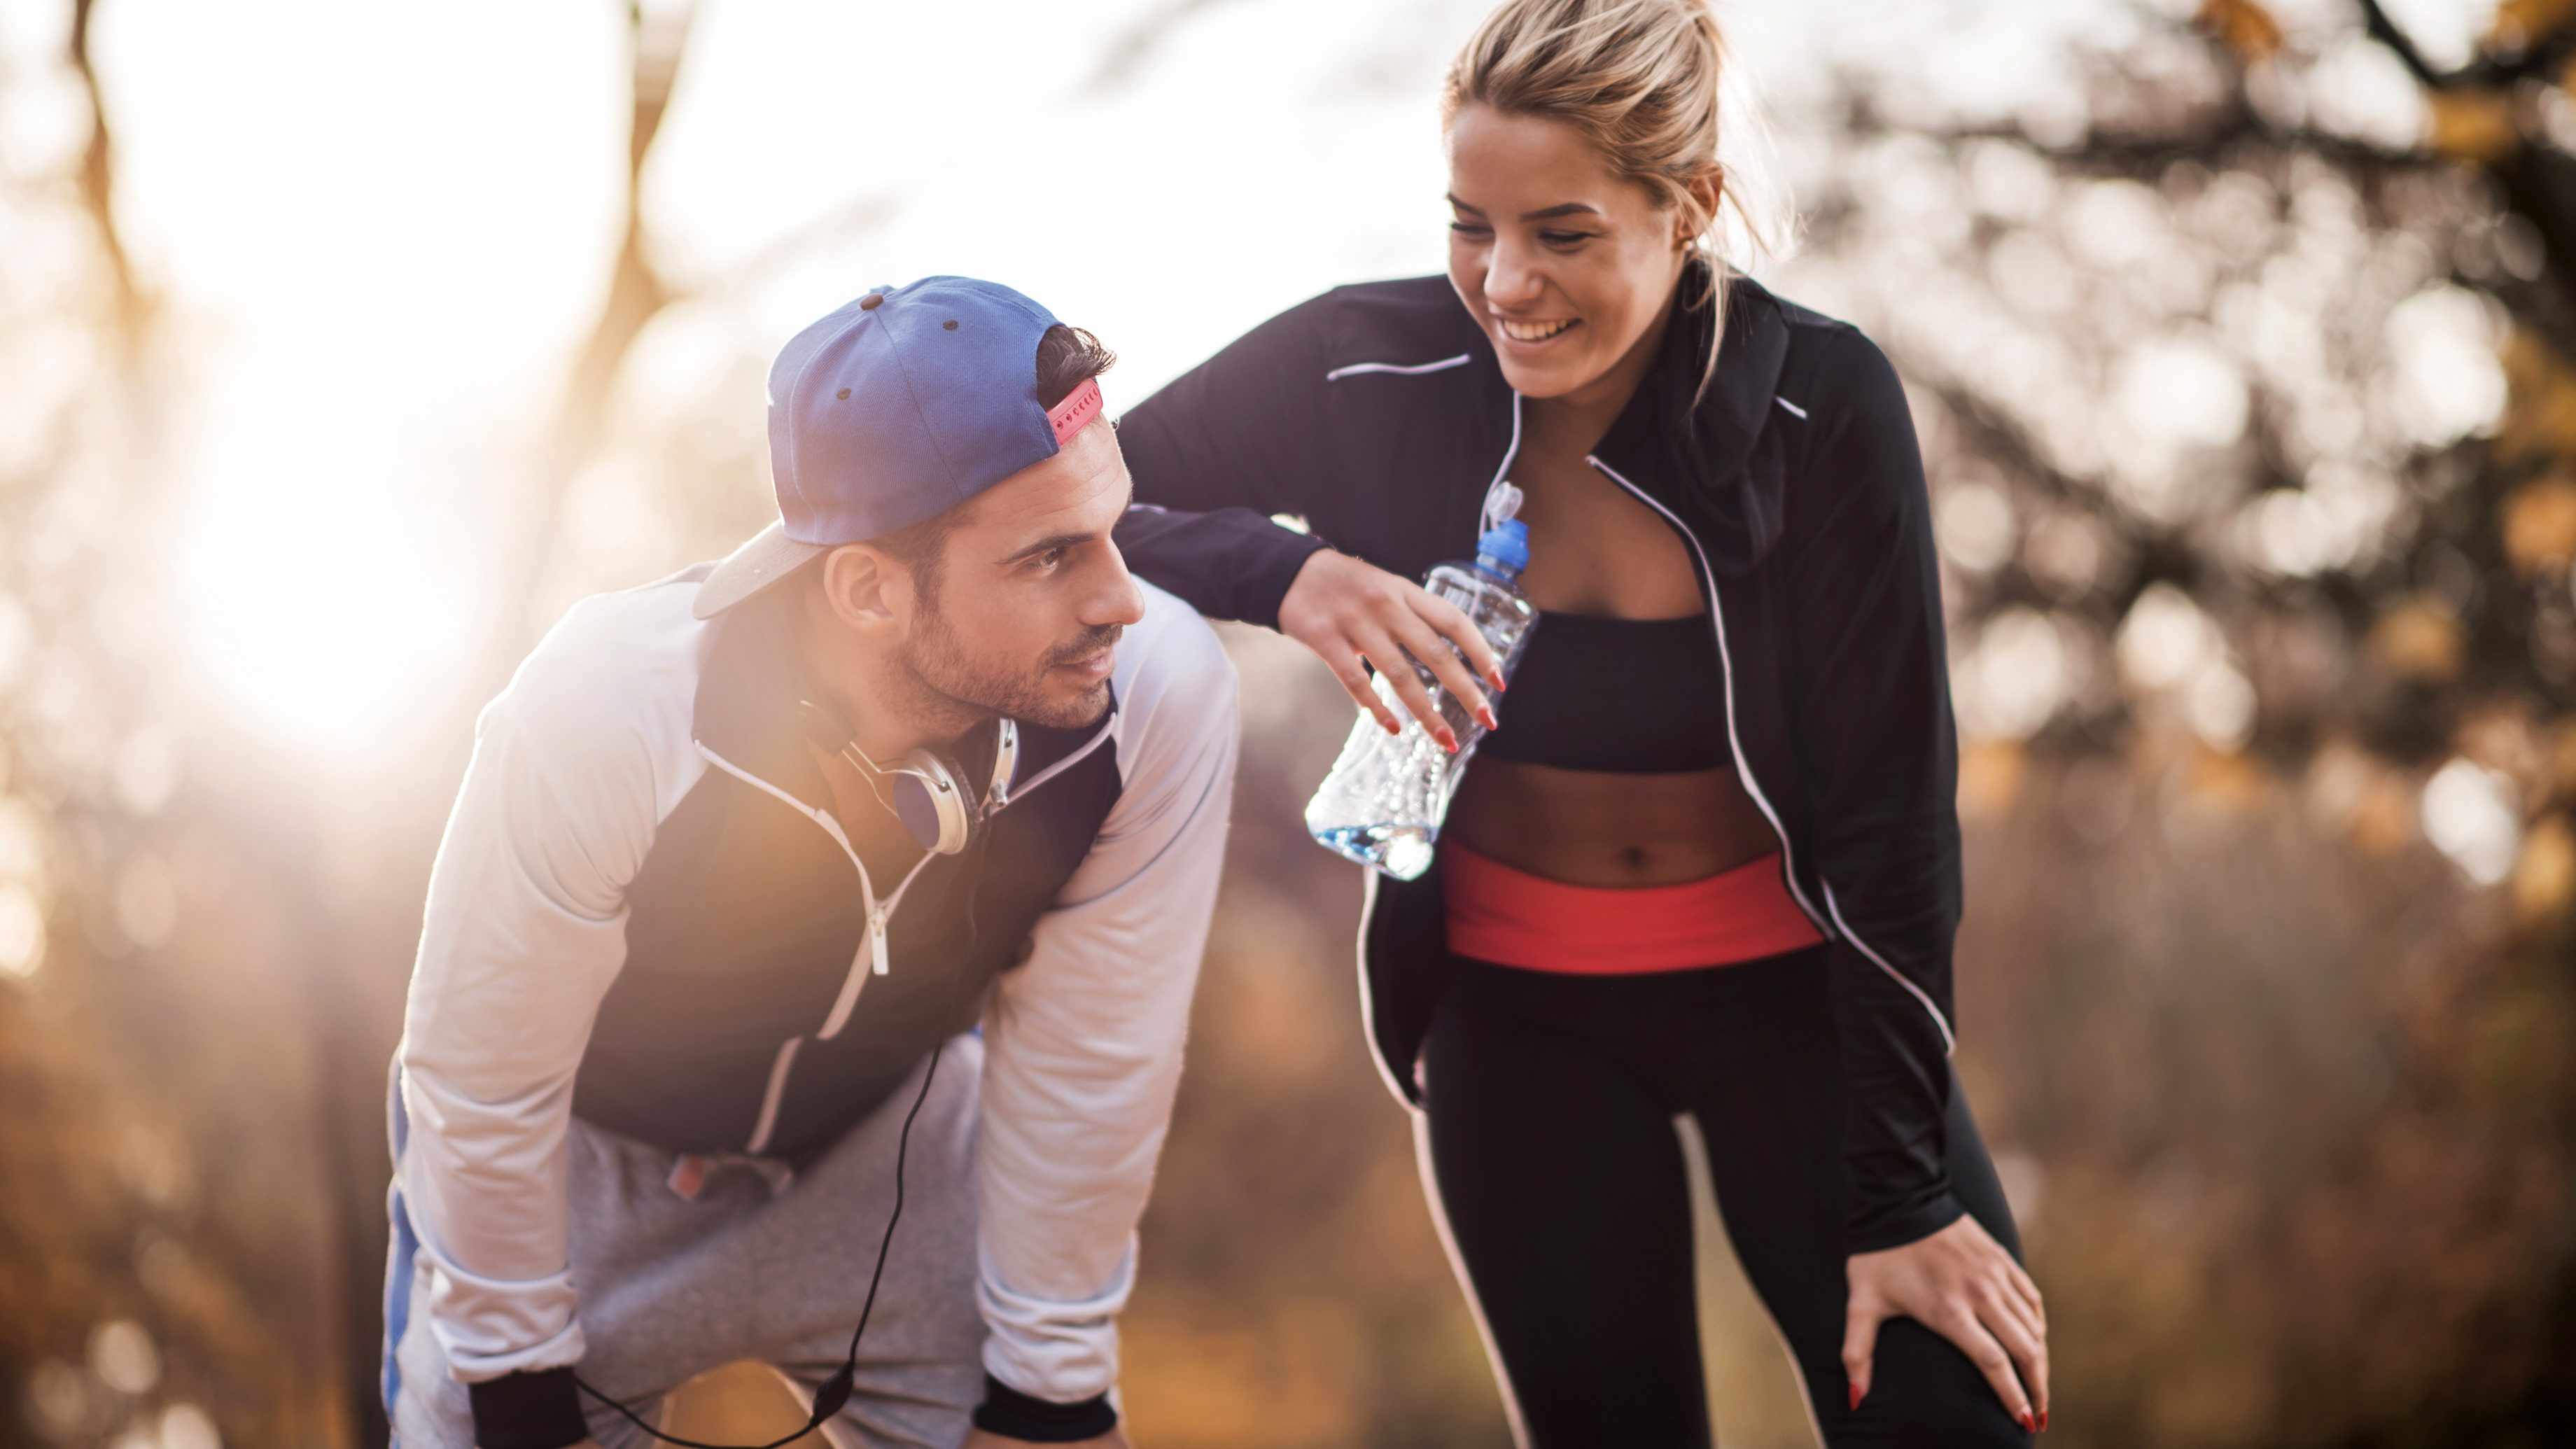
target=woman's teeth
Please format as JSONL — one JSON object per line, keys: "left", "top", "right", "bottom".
{"left": 1498, "top": 316, "right": 1576, "bottom": 343}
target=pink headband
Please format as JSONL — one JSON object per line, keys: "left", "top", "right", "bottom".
{"left": 1048, "top": 376, "right": 1104, "bottom": 445}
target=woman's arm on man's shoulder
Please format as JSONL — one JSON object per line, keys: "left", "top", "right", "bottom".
{"left": 1112, "top": 292, "right": 1338, "bottom": 628}
{"left": 1111, "top": 293, "right": 1498, "bottom": 732}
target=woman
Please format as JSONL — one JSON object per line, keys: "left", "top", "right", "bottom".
{"left": 1113, "top": 1, "right": 2047, "bottom": 1443}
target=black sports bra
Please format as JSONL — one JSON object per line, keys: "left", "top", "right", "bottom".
{"left": 1476, "top": 612, "right": 1729, "bottom": 774}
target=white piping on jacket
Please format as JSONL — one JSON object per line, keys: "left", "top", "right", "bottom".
{"left": 1480, "top": 393, "right": 1525, "bottom": 536}
{"left": 1325, "top": 354, "right": 1471, "bottom": 382}
{"left": 1013, "top": 715, "right": 1117, "bottom": 799}
{"left": 1586, "top": 454, "right": 1960, "bottom": 1056}
{"left": 1824, "top": 883, "right": 1957, "bottom": 1056}
{"left": 692, "top": 710, "right": 1114, "bottom": 1069}
{"left": 1352, "top": 869, "right": 1413, "bottom": 1107}
{"left": 1774, "top": 396, "right": 1809, "bottom": 419}
{"left": 744, "top": 1036, "right": 804, "bottom": 1155}
{"left": 1311, "top": 355, "right": 1521, "bottom": 536}
{"left": 1583, "top": 454, "right": 1828, "bottom": 934}
{"left": 694, "top": 744, "right": 933, "bottom": 1044}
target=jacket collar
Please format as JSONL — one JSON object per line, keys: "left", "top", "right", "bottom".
{"left": 1588, "top": 261, "right": 1794, "bottom": 576}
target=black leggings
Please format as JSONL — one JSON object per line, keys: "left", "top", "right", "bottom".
{"left": 1419, "top": 947, "right": 2031, "bottom": 1448}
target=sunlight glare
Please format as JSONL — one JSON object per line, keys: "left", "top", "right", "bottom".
{"left": 174, "top": 404, "right": 479, "bottom": 755}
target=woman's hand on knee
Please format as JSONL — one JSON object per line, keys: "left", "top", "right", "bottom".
{"left": 1842, "top": 1214, "right": 2048, "bottom": 1432}
{"left": 1277, "top": 548, "right": 1502, "bottom": 747}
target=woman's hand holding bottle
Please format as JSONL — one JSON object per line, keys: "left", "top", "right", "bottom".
{"left": 1277, "top": 549, "right": 1504, "bottom": 752}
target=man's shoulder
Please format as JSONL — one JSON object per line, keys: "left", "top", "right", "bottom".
{"left": 1112, "top": 582, "right": 1233, "bottom": 699}
{"left": 1108, "top": 582, "right": 1236, "bottom": 758}
{"left": 482, "top": 570, "right": 709, "bottom": 760}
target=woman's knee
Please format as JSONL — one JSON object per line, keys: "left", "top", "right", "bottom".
{"left": 1809, "top": 1318, "right": 2032, "bottom": 1448}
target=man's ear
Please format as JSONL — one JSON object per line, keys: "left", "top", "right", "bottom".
{"left": 817, "top": 543, "right": 909, "bottom": 634}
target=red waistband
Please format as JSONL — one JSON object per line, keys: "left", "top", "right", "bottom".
{"left": 1442, "top": 844, "right": 1824, "bottom": 975}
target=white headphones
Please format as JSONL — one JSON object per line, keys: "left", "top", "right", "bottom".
{"left": 799, "top": 701, "right": 1019, "bottom": 855}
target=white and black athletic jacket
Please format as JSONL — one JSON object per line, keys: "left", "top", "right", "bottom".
{"left": 1112, "top": 266, "right": 1968, "bottom": 1254}
{"left": 395, "top": 568, "right": 1235, "bottom": 1439}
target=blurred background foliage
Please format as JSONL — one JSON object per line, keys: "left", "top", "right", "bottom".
{"left": 1, "top": 0, "right": 2572, "bottom": 1446}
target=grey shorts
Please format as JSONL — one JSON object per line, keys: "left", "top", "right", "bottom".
{"left": 383, "top": 1037, "right": 986, "bottom": 1449}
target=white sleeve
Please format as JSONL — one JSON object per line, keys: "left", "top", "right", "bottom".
{"left": 394, "top": 620, "right": 663, "bottom": 1382}
{"left": 974, "top": 609, "right": 1238, "bottom": 1402}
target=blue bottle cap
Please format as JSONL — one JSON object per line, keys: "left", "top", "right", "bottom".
{"left": 1475, "top": 519, "right": 1530, "bottom": 577}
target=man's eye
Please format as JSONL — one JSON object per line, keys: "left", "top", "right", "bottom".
{"left": 1541, "top": 230, "right": 1595, "bottom": 246}
{"left": 1032, "top": 549, "right": 1067, "bottom": 570}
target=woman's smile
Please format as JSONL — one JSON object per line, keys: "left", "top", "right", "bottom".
{"left": 1494, "top": 314, "right": 1581, "bottom": 346}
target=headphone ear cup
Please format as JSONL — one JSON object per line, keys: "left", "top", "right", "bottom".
{"left": 891, "top": 751, "right": 973, "bottom": 855}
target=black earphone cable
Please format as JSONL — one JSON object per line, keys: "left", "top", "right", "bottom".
{"left": 573, "top": 1040, "right": 946, "bottom": 1448}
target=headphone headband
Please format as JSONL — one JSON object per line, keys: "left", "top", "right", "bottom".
{"left": 798, "top": 701, "right": 1017, "bottom": 856}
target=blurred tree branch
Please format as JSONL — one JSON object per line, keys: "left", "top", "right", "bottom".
{"left": 2355, "top": 0, "right": 2576, "bottom": 90}
{"left": 69, "top": 0, "right": 146, "bottom": 351}
{"left": 559, "top": 1, "right": 694, "bottom": 468}
{"left": 496, "top": 0, "right": 700, "bottom": 662}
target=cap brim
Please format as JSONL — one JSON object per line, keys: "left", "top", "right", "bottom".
{"left": 694, "top": 521, "right": 829, "bottom": 619}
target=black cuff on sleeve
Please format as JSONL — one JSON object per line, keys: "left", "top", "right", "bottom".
{"left": 1114, "top": 503, "right": 1326, "bottom": 631}
{"left": 971, "top": 1374, "right": 1119, "bottom": 1443}
{"left": 1847, "top": 1189, "right": 1966, "bottom": 1255}
{"left": 1245, "top": 526, "right": 1331, "bottom": 633}
{"left": 468, "top": 1366, "right": 590, "bottom": 1449}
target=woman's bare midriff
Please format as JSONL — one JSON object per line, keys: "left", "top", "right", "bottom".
{"left": 1445, "top": 757, "right": 1779, "bottom": 888}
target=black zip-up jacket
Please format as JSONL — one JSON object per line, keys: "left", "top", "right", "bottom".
{"left": 1111, "top": 268, "right": 1967, "bottom": 1251}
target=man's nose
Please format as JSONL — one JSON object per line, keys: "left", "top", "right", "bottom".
{"left": 1084, "top": 547, "right": 1147, "bottom": 629}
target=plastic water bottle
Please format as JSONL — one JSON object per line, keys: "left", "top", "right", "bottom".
{"left": 1304, "top": 516, "right": 1538, "bottom": 880}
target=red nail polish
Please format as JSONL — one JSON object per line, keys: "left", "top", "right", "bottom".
{"left": 2017, "top": 1410, "right": 2034, "bottom": 1434}
{"left": 1848, "top": 1385, "right": 1861, "bottom": 1412}
{"left": 2038, "top": 1410, "right": 2049, "bottom": 1433}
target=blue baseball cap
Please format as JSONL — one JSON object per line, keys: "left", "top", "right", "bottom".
{"left": 694, "top": 275, "right": 1107, "bottom": 617}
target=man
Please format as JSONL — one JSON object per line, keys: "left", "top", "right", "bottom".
{"left": 383, "top": 277, "right": 1236, "bottom": 1449}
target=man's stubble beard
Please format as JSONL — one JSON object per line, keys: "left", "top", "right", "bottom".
{"left": 896, "top": 593, "right": 1120, "bottom": 734}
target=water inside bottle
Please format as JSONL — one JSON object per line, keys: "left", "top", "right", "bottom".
{"left": 1310, "top": 824, "right": 1435, "bottom": 881}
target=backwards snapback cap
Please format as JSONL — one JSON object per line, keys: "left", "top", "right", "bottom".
{"left": 694, "top": 276, "right": 1107, "bottom": 619}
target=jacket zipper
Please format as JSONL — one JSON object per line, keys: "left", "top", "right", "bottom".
{"left": 694, "top": 748, "right": 926, "bottom": 1040}
{"left": 1586, "top": 454, "right": 1959, "bottom": 1055}
{"left": 694, "top": 714, "right": 1118, "bottom": 1032}
{"left": 694, "top": 715, "right": 1116, "bottom": 1152}
{"left": 1583, "top": 453, "right": 1828, "bottom": 934}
